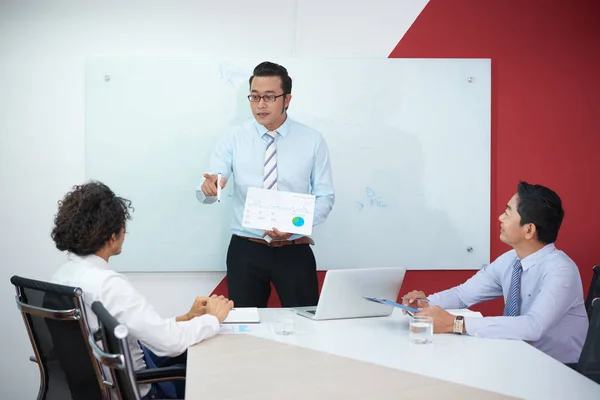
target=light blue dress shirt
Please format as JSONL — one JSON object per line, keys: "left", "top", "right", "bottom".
{"left": 428, "top": 243, "right": 588, "bottom": 363}
{"left": 196, "top": 117, "right": 335, "bottom": 240}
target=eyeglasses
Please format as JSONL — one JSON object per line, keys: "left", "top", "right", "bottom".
{"left": 247, "top": 93, "right": 286, "bottom": 103}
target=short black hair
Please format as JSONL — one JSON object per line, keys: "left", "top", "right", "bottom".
{"left": 51, "top": 181, "right": 133, "bottom": 256}
{"left": 516, "top": 181, "right": 564, "bottom": 244}
{"left": 249, "top": 61, "right": 292, "bottom": 95}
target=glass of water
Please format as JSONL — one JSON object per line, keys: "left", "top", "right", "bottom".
{"left": 409, "top": 315, "right": 433, "bottom": 344}
{"left": 273, "top": 308, "right": 295, "bottom": 335}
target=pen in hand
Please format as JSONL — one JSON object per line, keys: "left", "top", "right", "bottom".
{"left": 217, "top": 173, "right": 222, "bottom": 202}
{"left": 400, "top": 296, "right": 428, "bottom": 316}
{"left": 401, "top": 296, "right": 429, "bottom": 309}
{"left": 401, "top": 296, "right": 429, "bottom": 302}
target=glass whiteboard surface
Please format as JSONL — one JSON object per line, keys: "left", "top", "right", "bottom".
{"left": 85, "top": 58, "right": 491, "bottom": 272}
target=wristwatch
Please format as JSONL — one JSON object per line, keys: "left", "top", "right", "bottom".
{"left": 453, "top": 315, "right": 464, "bottom": 335}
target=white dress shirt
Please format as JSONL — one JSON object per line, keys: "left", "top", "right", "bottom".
{"left": 52, "top": 253, "right": 220, "bottom": 396}
{"left": 428, "top": 243, "right": 588, "bottom": 363}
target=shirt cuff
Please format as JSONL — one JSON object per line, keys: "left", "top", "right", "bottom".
{"left": 425, "top": 293, "right": 439, "bottom": 307}
{"left": 198, "top": 314, "right": 220, "bottom": 333}
{"left": 464, "top": 316, "right": 486, "bottom": 337}
{"left": 196, "top": 189, "right": 217, "bottom": 204}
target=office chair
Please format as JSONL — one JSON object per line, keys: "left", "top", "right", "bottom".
{"left": 89, "top": 301, "right": 186, "bottom": 400}
{"left": 575, "top": 297, "right": 600, "bottom": 384}
{"left": 10, "top": 275, "right": 110, "bottom": 400}
{"left": 584, "top": 266, "right": 600, "bottom": 320}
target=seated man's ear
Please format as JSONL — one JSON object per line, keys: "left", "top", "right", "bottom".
{"left": 108, "top": 230, "right": 122, "bottom": 244}
{"left": 524, "top": 223, "right": 537, "bottom": 240}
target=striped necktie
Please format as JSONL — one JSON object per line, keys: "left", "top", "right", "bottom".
{"left": 262, "top": 131, "right": 278, "bottom": 242}
{"left": 503, "top": 259, "right": 523, "bottom": 316}
{"left": 263, "top": 131, "right": 278, "bottom": 190}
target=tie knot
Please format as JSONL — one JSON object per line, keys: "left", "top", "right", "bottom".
{"left": 266, "top": 131, "right": 277, "bottom": 139}
{"left": 514, "top": 259, "right": 523, "bottom": 271}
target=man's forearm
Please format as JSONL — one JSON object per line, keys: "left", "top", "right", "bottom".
{"left": 428, "top": 288, "right": 467, "bottom": 310}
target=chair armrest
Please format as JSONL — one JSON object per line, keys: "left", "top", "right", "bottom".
{"left": 29, "top": 356, "right": 38, "bottom": 364}
{"left": 135, "top": 366, "right": 186, "bottom": 384}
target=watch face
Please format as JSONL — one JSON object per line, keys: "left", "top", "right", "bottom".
{"left": 453, "top": 318, "right": 464, "bottom": 334}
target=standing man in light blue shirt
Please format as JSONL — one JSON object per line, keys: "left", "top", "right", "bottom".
{"left": 196, "top": 61, "right": 335, "bottom": 308}
{"left": 403, "top": 181, "right": 588, "bottom": 363}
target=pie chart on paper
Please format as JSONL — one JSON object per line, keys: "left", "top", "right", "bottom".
{"left": 242, "top": 188, "right": 315, "bottom": 235}
{"left": 292, "top": 216, "right": 305, "bottom": 227}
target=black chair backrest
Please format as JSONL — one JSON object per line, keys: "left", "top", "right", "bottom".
{"left": 585, "top": 266, "right": 600, "bottom": 319}
{"left": 10, "top": 275, "right": 109, "bottom": 400}
{"left": 577, "top": 297, "right": 600, "bottom": 384}
{"left": 90, "top": 301, "right": 141, "bottom": 400}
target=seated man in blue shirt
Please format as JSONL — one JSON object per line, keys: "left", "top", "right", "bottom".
{"left": 403, "top": 181, "right": 588, "bottom": 363}
{"left": 196, "top": 61, "right": 335, "bottom": 308}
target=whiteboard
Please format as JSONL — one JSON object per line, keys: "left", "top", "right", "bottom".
{"left": 85, "top": 58, "right": 490, "bottom": 272}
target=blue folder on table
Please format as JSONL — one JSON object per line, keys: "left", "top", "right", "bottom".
{"left": 363, "top": 296, "right": 420, "bottom": 316}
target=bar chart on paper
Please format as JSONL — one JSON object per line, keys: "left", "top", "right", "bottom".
{"left": 242, "top": 188, "right": 316, "bottom": 235}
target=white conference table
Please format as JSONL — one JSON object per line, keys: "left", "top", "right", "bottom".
{"left": 188, "top": 308, "right": 600, "bottom": 399}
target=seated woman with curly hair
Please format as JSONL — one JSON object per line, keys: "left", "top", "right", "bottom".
{"left": 51, "top": 181, "right": 233, "bottom": 399}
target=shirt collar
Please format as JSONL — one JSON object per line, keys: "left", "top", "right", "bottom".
{"left": 520, "top": 243, "right": 556, "bottom": 271}
{"left": 67, "top": 252, "right": 110, "bottom": 270}
{"left": 253, "top": 116, "right": 291, "bottom": 138}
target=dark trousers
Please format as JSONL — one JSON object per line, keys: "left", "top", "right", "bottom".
{"left": 141, "top": 347, "right": 187, "bottom": 399}
{"left": 226, "top": 235, "right": 319, "bottom": 308}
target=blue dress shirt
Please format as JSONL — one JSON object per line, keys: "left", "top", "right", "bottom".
{"left": 428, "top": 243, "right": 588, "bottom": 363}
{"left": 196, "top": 117, "right": 335, "bottom": 240}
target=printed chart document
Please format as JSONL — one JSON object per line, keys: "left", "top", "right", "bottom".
{"left": 363, "top": 297, "right": 484, "bottom": 318}
{"left": 219, "top": 324, "right": 271, "bottom": 335}
{"left": 363, "top": 297, "right": 420, "bottom": 316}
{"left": 219, "top": 325, "right": 253, "bottom": 334}
{"left": 242, "top": 187, "right": 315, "bottom": 235}
{"left": 222, "top": 307, "right": 260, "bottom": 324}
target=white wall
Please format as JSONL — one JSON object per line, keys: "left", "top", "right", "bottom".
{"left": 0, "top": 1, "right": 427, "bottom": 397}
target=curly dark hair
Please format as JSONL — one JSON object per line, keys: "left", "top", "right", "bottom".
{"left": 51, "top": 181, "right": 133, "bottom": 256}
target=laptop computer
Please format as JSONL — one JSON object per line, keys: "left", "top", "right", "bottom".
{"left": 294, "top": 267, "right": 406, "bottom": 320}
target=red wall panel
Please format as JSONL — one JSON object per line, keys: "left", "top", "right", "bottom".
{"left": 389, "top": 0, "right": 600, "bottom": 315}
